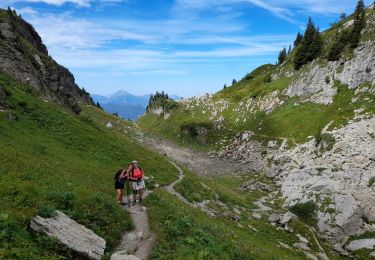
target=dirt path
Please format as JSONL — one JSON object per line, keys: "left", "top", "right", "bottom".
{"left": 111, "top": 192, "right": 155, "bottom": 260}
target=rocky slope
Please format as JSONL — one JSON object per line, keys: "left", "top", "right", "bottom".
{"left": 0, "top": 8, "right": 93, "bottom": 114}
{"left": 138, "top": 4, "right": 375, "bottom": 255}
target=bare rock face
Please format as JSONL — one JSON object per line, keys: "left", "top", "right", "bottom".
{"left": 0, "top": 9, "right": 94, "bottom": 114}
{"left": 30, "top": 210, "right": 106, "bottom": 260}
{"left": 286, "top": 41, "right": 375, "bottom": 105}
{"left": 265, "top": 115, "right": 375, "bottom": 244}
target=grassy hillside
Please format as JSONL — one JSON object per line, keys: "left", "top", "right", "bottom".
{"left": 0, "top": 72, "right": 178, "bottom": 259}
{"left": 138, "top": 7, "right": 375, "bottom": 150}
{"left": 0, "top": 70, "right": 340, "bottom": 259}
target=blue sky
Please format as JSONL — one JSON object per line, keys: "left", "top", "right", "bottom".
{"left": 1, "top": 0, "right": 372, "bottom": 97}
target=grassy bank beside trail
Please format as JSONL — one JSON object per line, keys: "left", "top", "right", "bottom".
{"left": 146, "top": 189, "right": 304, "bottom": 259}
{"left": 0, "top": 72, "right": 178, "bottom": 259}
{"left": 146, "top": 164, "right": 312, "bottom": 259}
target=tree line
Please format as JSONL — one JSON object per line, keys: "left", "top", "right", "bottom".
{"left": 276, "top": 0, "right": 367, "bottom": 70}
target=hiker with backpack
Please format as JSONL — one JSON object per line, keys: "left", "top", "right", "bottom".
{"left": 114, "top": 168, "right": 129, "bottom": 205}
{"left": 127, "top": 160, "right": 145, "bottom": 205}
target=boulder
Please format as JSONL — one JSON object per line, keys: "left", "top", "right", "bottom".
{"left": 346, "top": 239, "right": 375, "bottom": 251}
{"left": 268, "top": 213, "right": 280, "bottom": 223}
{"left": 30, "top": 210, "right": 106, "bottom": 260}
{"left": 279, "top": 211, "right": 297, "bottom": 225}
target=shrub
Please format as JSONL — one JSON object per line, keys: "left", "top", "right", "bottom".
{"left": 325, "top": 76, "right": 330, "bottom": 84}
{"left": 290, "top": 200, "right": 316, "bottom": 222}
{"left": 263, "top": 74, "right": 272, "bottom": 83}
{"left": 47, "top": 191, "right": 76, "bottom": 210}
{"left": 37, "top": 205, "right": 57, "bottom": 218}
{"left": 368, "top": 177, "right": 375, "bottom": 187}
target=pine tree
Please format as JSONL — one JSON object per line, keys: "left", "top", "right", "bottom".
{"left": 232, "top": 79, "right": 237, "bottom": 85}
{"left": 340, "top": 13, "right": 347, "bottom": 21}
{"left": 327, "top": 31, "right": 349, "bottom": 61}
{"left": 287, "top": 44, "right": 292, "bottom": 54}
{"left": 223, "top": 84, "right": 227, "bottom": 89}
{"left": 278, "top": 47, "right": 287, "bottom": 64}
{"left": 293, "top": 32, "right": 303, "bottom": 47}
{"left": 349, "top": 0, "right": 366, "bottom": 49}
{"left": 293, "top": 17, "right": 322, "bottom": 70}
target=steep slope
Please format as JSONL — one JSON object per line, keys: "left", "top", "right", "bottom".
{"left": 0, "top": 71, "right": 181, "bottom": 259}
{"left": 138, "top": 4, "right": 375, "bottom": 256}
{"left": 0, "top": 8, "right": 93, "bottom": 114}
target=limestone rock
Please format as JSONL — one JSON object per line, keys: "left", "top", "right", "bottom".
{"left": 240, "top": 180, "right": 272, "bottom": 192}
{"left": 30, "top": 210, "right": 106, "bottom": 260}
{"left": 265, "top": 116, "right": 375, "bottom": 244}
{"left": 111, "top": 251, "right": 141, "bottom": 260}
{"left": 279, "top": 211, "right": 297, "bottom": 225}
{"left": 294, "top": 242, "right": 310, "bottom": 251}
{"left": 268, "top": 213, "right": 280, "bottom": 223}
{"left": 347, "top": 239, "right": 375, "bottom": 251}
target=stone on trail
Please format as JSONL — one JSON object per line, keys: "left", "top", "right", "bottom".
{"left": 346, "top": 239, "right": 375, "bottom": 251}
{"left": 110, "top": 251, "right": 141, "bottom": 260}
{"left": 30, "top": 210, "right": 106, "bottom": 260}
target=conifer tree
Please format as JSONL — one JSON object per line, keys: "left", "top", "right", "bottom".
{"left": 293, "top": 32, "right": 303, "bottom": 47}
{"left": 349, "top": 0, "right": 366, "bottom": 49}
{"left": 232, "top": 79, "right": 237, "bottom": 85}
{"left": 293, "top": 17, "right": 322, "bottom": 70}
{"left": 287, "top": 44, "right": 292, "bottom": 54}
{"left": 278, "top": 47, "right": 287, "bottom": 64}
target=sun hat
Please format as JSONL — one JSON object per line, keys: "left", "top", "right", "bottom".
{"left": 132, "top": 160, "right": 138, "bottom": 164}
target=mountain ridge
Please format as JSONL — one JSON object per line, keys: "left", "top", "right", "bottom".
{"left": 0, "top": 8, "right": 94, "bottom": 114}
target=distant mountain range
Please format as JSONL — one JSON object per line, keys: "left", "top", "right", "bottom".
{"left": 92, "top": 91, "right": 181, "bottom": 120}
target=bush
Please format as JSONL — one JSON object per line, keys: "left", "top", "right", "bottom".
{"left": 290, "top": 200, "right": 316, "bottom": 222}
{"left": 37, "top": 205, "right": 57, "bottom": 218}
{"left": 0, "top": 214, "right": 17, "bottom": 243}
{"left": 368, "top": 177, "right": 375, "bottom": 187}
{"left": 263, "top": 74, "right": 272, "bottom": 83}
{"left": 47, "top": 191, "right": 76, "bottom": 210}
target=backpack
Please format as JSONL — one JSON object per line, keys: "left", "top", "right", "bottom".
{"left": 114, "top": 169, "right": 126, "bottom": 181}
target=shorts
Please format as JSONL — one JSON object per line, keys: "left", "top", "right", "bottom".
{"left": 115, "top": 180, "right": 124, "bottom": 189}
{"left": 132, "top": 180, "right": 145, "bottom": 190}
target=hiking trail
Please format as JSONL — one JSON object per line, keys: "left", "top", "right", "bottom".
{"left": 111, "top": 191, "right": 155, "bottom": 260}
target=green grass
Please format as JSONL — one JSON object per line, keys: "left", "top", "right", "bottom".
{"left": 0, "top": 72, "right": 178, "bottom": 259}
{"left": 146, "top": 190, "right": 304, "bottom": 259}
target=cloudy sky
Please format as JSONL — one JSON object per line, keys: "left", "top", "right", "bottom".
{"left": 1, "top": 0, "right": 371, "bottom": 97}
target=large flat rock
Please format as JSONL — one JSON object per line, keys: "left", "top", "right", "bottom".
{"left": 347, "top": 239, "right": 375, "bottom": 251}
{"left": 30, "top": 210, "right": 106, "bottom": 260}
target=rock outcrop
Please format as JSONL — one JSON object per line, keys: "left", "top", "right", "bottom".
{"left": 0, "top": 8, "right": 94, "bottom": 114}
{"left": 265, "top": 114, "right": 375, "bottom": 244}
{"left": 30, "top": 210, "right": 106, "bottom": 260}
{"left": 286, "top": 36, "right": 375, "bottom": 105}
